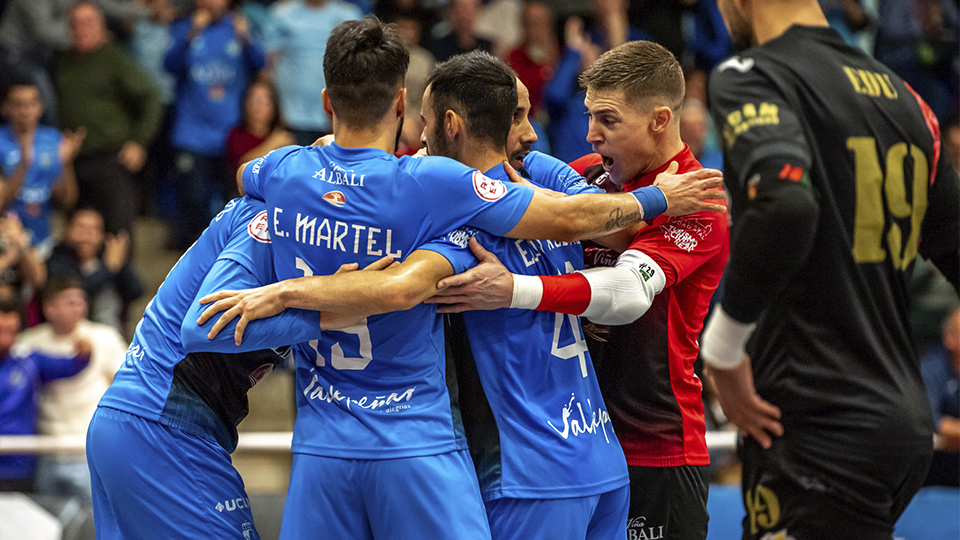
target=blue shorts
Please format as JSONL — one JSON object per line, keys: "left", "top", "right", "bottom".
{"left": 279, "top": 449, "right": 491, "bottom": 540}
{"left": 87, "top": 407, "right": 260, "bottom": 540}
{"left": 484, "top": 486, "right": 630, "bottom": 540}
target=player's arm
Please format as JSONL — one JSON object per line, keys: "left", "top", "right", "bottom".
{"left": 427, "top": 237, "right": 664, "bottom": 325}
{"left": 197, "top": 249, "right": 456, "bottom": 344}
{"left": 32, "top": 342, "right": 92, "bottom": 383}
{"left": 503, "top": 161, "right": 725, "bottom": 242}
{"left": 918, "top": 150, "right": 960, "bottom": 294}
{"left": 181, "top": 258, "right": 325, "bottom": 352}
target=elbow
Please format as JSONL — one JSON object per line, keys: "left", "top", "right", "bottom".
{"left": 378, "top": 274, "right": 432, "bottom": 313}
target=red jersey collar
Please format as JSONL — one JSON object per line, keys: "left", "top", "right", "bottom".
{"left": 623, "top": 143, "right": 701, "bottom": 192}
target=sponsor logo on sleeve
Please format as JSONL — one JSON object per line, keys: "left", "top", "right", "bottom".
{"left": 472, "top": 171, "right": 507, "bottom": 201}
{"left": 251, "top": 156, "right": 265, "bottom": 174}
{"left": 637, "top": 263, "right": 656, "bottom": 281}
{"left": 661, "top": 217, "right": 713, "bottom": 252}
{"left": 322, "top": 190, "right": 347, "bottom": 207}
{"left": 717, "top": 56, "right": 755, "bottom": 73}
{"left": 247, "top": 211, "right": 271, "bottom": 243}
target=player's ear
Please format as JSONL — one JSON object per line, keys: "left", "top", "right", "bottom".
{"left": 444, "top": 110, "right": 462, "bottom": 141}
{"left": 321, "top": 89, "right": 334, "bottom": 118}
{"left": 650, "top": 106, "right": 672, "bottom": 134}
{"left": 395, "top": 88, "right": 406, "bottom": 119}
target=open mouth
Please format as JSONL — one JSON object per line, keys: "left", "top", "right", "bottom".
{"left": 512, "top": 150, "right": 530, "bottom": 166}
{"left": 600, "top": 154, "right": 614, "bottom": 171}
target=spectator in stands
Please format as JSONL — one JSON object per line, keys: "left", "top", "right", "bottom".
{"left": 505, "top": 1, "right": 557, "bottom": 125}
{"left": 679, "top": 99, "right": 723, "bottom": 171}
{"left": 47, "top": 207, "right": 143, "bottom": 334}
{"left": 17, "top": 276, "right": 127, "bottom": 500}
{"left": 165, "top": 0, "right": 265, "bottom": 249}
{"left": 0, "top": 77, "right": 81, "bottom": 254}
{"left": 425, "top": 0, "right": 493, "bottom": 62}
{"left": 264, "top": 0, "right": 362, "bottom": 146}
{"left": 626, "top": 0, "right": 690, "bottom": 60}
{"left": 0, "top": 295, "right": 90, "bottom": 493}
{"left": 388, "top": 8, "right": 436, "bottom": 155}
{"left": 225, "top": 79, "right": 293, "bottom": 173}
{"left": 542, "top": 17, "right": 600, "bottom": 162}
{"left": 920, "top": 308, "right": 960, "bottom": 486}
{"left": 0, "top": 213, "right": 47, "bottom": 320}
{"left": 54, "top": 2, "right": 163, "bottom": 237}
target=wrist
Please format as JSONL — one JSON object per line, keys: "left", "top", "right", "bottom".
{"left": 630, "top": 186, "right": 667, "bottom": 221}
{"left": 509, "top": 274, "right": 542, "bottom": 310}
{"left": 701, "top": 304, "right": 755, "bottom": 370}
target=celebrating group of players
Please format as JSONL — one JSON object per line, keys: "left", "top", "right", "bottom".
{"left": 84, "top": 0, "right": 959, "bottom": 539}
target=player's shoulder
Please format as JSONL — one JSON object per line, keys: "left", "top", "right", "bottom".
{"left": 398, "top": 154, "right": 473, "bottom": 185}
{"left": 524, "top": 151, "right": 597, "bottom": 195}
{"left": 709, "top": 52, "right": 773, "bottom": 94}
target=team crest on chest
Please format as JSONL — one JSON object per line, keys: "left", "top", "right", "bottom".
{"left": 322, "top": 191, "right": 347, "bottom": 207}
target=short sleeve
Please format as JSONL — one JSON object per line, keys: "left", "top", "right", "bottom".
{"left": 406, "top": 157, "right": 535, "bottom": 237}
{"left": 417, "top": 227, "right": 480, "bottom": 274}
{"left": 242, "top": 144, "right": 301, "bottom": 201}
{"left": 708, "top": 56, "right": 813, "bottom": 190}
{"left": 522, "top": 151, "right": 602, "bottom": 195}
{"left": 627, "top": 211, "right": 728, "bottom": 288}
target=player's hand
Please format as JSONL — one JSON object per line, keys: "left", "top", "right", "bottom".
{"left": 705, "top": 360, "right": 783, "bottom": 449}
{"left": 653, "top": 161, "right": 727, "bottom": 216}
{"left": 319, "top": 256, "right": 395, "bottom": 329}
{"left": 198, "top": 283, "right": 287, "bottom": 345}
{"left": 425, "top": 237, "right": 513, "bottom": 313}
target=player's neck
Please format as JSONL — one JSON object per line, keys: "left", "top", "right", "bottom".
{"left": 752, "top": 1, "right": 829, "bottom": 45}
{"left": 458, "top": 144, "right": 508, "bottom": 176}
{"left": 332, "top": 124, "right": 400, "bottom": 155}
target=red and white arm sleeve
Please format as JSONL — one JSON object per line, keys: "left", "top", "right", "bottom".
{"left": 509, "top": 250, "right": 666, "bottom": 325}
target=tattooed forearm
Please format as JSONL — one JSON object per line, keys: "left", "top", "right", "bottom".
{"left": 604, "top": 207, "right": 642, "bottom": 231}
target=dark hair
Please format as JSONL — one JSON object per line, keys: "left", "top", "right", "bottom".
{"left": 0, "top": 294, "right": 20, "bottom": 317}
{"left": 426, "top": 50, "right": 517, "bottom": 150}
{"left": 580, "top": 40, "right": 685, "bottom": 112}
{"left": 42, "top": 275, "right": 85, "bottom": 304}
{"left": 2, "top": 73, "right": 40, "bottom": 103}
{"left": 241, "top": 77, "right": 284, "bottom": 133}
{"left": 323, "top": 16, "right": 409, "bottom": 130}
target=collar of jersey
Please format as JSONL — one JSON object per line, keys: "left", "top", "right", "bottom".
{"left": 623, "top": 143, "right": 699, "bottom": 192}
{"left": 482, "top": 162, "right": 513, "bottom": 181}
{"left": 322, "top": 142, "right": 393, "bottom": 161}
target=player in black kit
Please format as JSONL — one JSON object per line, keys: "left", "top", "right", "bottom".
{"left": 699, "top": 1, "right": 960, "bottom": 539}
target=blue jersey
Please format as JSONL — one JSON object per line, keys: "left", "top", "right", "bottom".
{"left": 1, "top": 347, "right": 86, "bottom": 479}
{"left": 445, "top": 152, "right": 629, "bottom": 500}
{"left": 0, "top": 125, "right": 62, "bottom": 246}
{"left": 165, "top": 15, "right": 266, "bottom": 154}
{"left": 242, "top": 143, "right": 535, "bottom": 459}
{"left": 99, "top": 197, "right": 318, "bottom": 450}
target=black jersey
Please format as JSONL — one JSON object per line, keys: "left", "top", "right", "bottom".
{"left": 708, "top": 26, "right": 960, "bottom": 452}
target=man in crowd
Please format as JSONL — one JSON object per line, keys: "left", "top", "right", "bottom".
{"left": 700, "top": 0, "right": 959, "bottom": 538}
{"left": 431, "top": 41, "right": 728, "bottom": 540}
{"left": 17, "top": 277, "right": 126, "bottom": 500}
{"left": 55, "top": 2, "right": 162, "bottom": 236}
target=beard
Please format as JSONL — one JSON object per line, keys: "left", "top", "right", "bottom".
{"left": 428, "top": 121, "right": 452, "bottom": 158}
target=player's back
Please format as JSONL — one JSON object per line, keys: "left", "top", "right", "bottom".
{"left": 99, "top": 197, "right": 279, "bottom": 448}
{"left": 242, "top": 144, "right": 532, "bottom": 459}
{"left": 450, "top": 152, "right": 627, "bottom": 499}
{"left": 710, "top": 25, "right": 958, "bottom": 447}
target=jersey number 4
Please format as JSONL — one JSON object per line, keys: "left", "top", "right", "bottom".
{"left": 296, "top": 257, "right": 373, "bottom": 370}
{"left": 551, "top": 261, "right": 589, "bottom": 378}
{"left": 848, "top": 137, "right": 928, "bottom": 270}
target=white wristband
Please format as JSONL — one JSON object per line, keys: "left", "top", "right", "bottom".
{"left": 700, "top": 304, "right": 756, "bottom": 370}
{"left": 510, "top": 274, "right": 543, "bottom": 310}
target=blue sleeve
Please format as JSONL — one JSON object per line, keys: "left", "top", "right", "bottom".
{"left": 181, "top": 259, "right": 323, "bottom": 353}
{"left": 241, "top": 144, "right": 300, "bottom": 201}
{"left": 417, "top": 227, "right": 480, "bottom": 274}
{"left": 408, "top": 157, "right": 534, "bottom": 237}
{"left": 263, "top": 11, "right": 283, "bottom": 52}
{"left": 240, "top": 39, "right": 266, "bottom": 72}
{"left": 33, "top": 352, "right": 86, "bottom": 383}
{"left": 163, "top": 20, "right": 191, "bottom": 75}
{"left": 521, "top": 151, "right": 602, "bottom": 195}
{"left": 543, "top": 48, "right": 581, "bottom": 115}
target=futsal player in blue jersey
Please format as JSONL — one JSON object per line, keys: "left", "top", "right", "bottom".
{"left": 419, "top": 52, "right": 629, "bottom": 540}
{"left": 85, "top": 196, "right": 348, "bottom": 540}
{"left": 202, "top": 16, "right": 724, "bottom": 540}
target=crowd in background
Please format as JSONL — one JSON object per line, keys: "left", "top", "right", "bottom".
{"left": 0, "top": 0, "right": 957, "bottom": 517}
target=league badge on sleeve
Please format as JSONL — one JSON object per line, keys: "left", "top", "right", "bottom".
{"left": 473, "top": 171, "right": 507, "bottom": 201}
{"left": 247, "top": 211, "right": 271, "bottom": 243}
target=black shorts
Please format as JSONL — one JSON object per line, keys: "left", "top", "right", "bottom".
{"left": 738, "top": 435, "right": 931, "bottom": 540}
{"left": 626, "top": 464, "right": 709, "bottom": 540}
